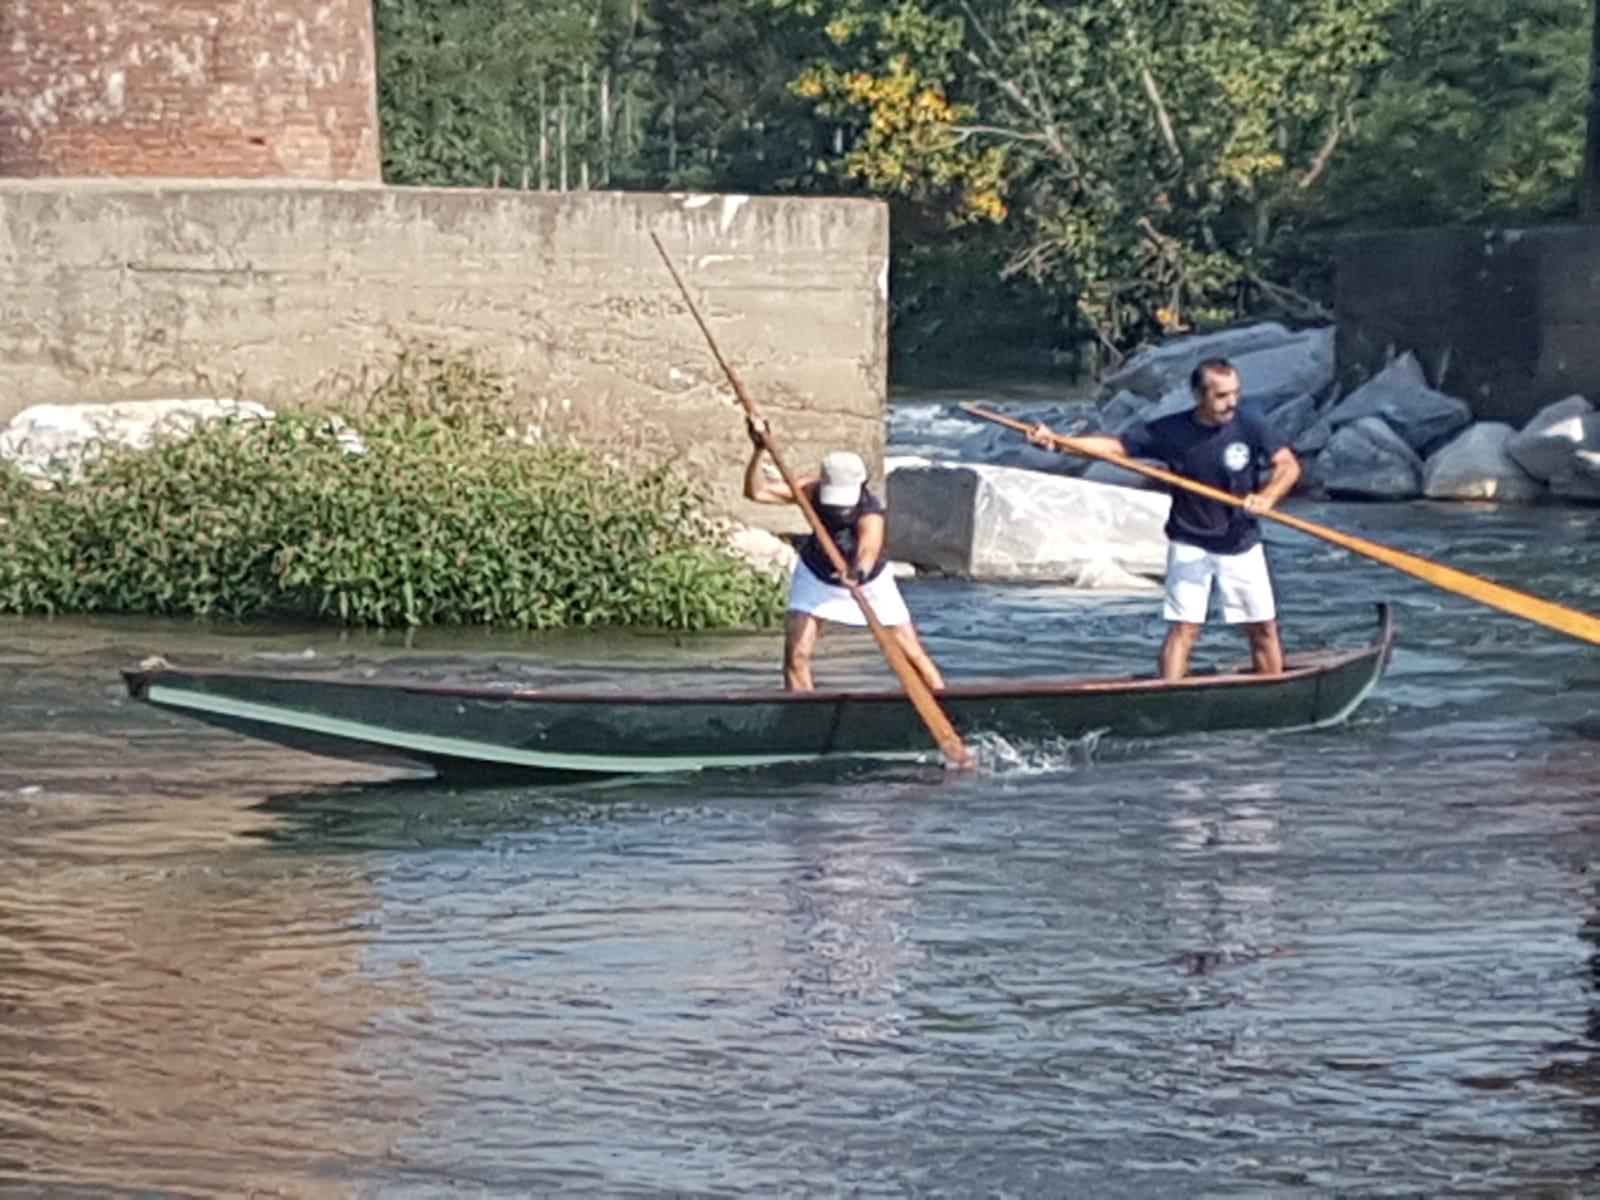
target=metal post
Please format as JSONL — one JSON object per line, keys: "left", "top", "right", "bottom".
{"left": 559, "top": 87, "right": 569, "bottom": 192}
{"left": 1585, "top": 0, "right": 1600, "bottom": 217}
{"left": 538, "top": 76, "right": 549, "bottom": 191}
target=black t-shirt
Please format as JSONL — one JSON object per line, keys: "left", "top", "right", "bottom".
{"left": 1120, "top": 406, "right": 1287, "bottom": 554}
{"left": 799, "top": 485, "right": 889, "bottom": 583}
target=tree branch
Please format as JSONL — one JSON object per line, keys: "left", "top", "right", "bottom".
{"left": 1247, "top": 269, "right": 1332, "bottom": 320}
{"left": 958, "top": 0, "right": 1077, "bottom": 176}
{"left": 1000, "top": 237, "right": 1060, "bottom": 282}
{"left": 951, "top": 123, "right": 1050, "bottom": 145}
{"left": 1139, "top": 66, "right": 1183, "bottom": 168}
{"left": 1297, "top": 113, "right": 1343, "bottom": 192}
{"left": 1016, "top": 4, "right": 1068, "bottom": 160}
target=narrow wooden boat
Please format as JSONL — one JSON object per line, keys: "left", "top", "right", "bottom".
{"left": 122, "top": 604, "right": 1395, "bottom": 784}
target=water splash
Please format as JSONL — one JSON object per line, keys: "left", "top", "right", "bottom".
{"left": 964, "top": 727, "right": 1107, "bottom": 774}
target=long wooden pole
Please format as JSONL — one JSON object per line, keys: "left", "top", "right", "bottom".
{"left": 962, "top": 402, "right": 1600, "bottom": 646}
{"left": 652, "top": 233, "right": 973, "bottom": 766}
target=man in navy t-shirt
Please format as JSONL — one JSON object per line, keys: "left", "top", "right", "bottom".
{"left": 1031, "top": 357, "right": 1301, "bottom": 680}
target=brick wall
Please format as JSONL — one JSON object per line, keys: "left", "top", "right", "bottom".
{"left": 0, "top": 0, "right": 380, "bottom": 181}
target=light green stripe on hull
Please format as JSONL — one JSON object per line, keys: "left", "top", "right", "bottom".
{"left": 146, "top": 684, "right": 931, "bottom": 775}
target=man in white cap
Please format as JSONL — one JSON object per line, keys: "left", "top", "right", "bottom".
{"left": 743, "top": 419, "right": 946, "bottom": 692}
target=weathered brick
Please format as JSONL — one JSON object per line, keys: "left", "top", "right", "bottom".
{"left": 0, "top": 0, "right": 379, "bottom": 180}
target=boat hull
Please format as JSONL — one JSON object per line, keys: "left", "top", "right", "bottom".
{"left": 123, "top": 605, "right": 1395, "bottom": 784}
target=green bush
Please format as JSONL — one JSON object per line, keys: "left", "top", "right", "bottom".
{"left": 0, "top": 407, "right": 785, "bottom": 631}
{"left": 0, "top": 458, "right": 30, "bottom": 507}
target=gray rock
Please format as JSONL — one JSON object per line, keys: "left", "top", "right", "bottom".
{"left": 1104, "top": 327, "right": 1333, "bottom": 452}
{"left": 1322, "top": 352, "right": 1472, "bottom": 457}
{"left": 1505, "top": 395, "right": 1598, "bottom": 482}
{"left": 1267, "top": 394, "right": 1322, "bottom": 446}
{"left": 1099, "top": 389, "right": 1155, "bottom": 436}
{"left": 930, "top": 401, "right": 1098, "bottom": 474}
{"left": 1292, "top": 416, "right": 1335, "bottom": 457}
{"left": 1230, "top": 326, "right": 1337, "bottom": 413}
{"left": 1551, "top": 448, "right": 1600, "bottom": 502}
{"left": 1147, "top": 385, "right": 1199, "bottom": 423}
{"left": 1314, "top": 416, "right": 1423, "bottom": 499}
{"left": 888, "top": 462, "right": 1168, "bottom": 585}
{"left": 1421, "top": 422, "right": 1543, "bottom": 502}
{"left": 1100, "top": 322, "right": 1296, "bottom": 399}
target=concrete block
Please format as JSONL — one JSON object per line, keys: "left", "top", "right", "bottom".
{"left": 887, "top": 462, "right": 1168, "bottom": 586}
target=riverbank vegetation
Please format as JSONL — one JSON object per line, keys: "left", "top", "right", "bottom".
{"left": 372, "top": 0, "right": 1592, "bottom": 366}
{"left": 0, "top": 355, "right": 785, "bottom": 631}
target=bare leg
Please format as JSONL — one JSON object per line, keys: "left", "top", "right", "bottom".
{"left": 1242, "top": 619, "right": 1284, "bottom": 675}
{"left": 1160, "top": 621, "right": 1203, "bottom": 681}
{"left": 784, "top": 612, "right": 823, "bottom": 691}
{"left": 891, "top": 621, "right": 946, "bottom": 691}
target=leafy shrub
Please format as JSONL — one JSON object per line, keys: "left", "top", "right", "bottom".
{"left": 0, "top": 458, "right": 30, "bottom": 506}
{"left": 0, "top": 407, "right": 784, "bottom": 631}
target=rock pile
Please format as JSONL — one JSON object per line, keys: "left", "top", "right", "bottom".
{"left": 1081, "top": 324, "right": 1600, "bottom": 505}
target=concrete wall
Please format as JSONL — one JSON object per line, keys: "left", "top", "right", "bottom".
{"left": 0, "top": 180, "right": 889, "bottom": 526}
{"left": 0, "top": 0, "right": 380, "bottom": 181}
{"left": 1335, "top": 225, "right": 1600, "bottom": 424}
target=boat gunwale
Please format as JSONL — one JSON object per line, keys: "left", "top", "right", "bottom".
{"left": 122, "top": 604, "right": 1394, "bottom": 709}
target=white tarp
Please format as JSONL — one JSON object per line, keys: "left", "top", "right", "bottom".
{"left": 0, "top": 399, "right": 277, "bottom": 484}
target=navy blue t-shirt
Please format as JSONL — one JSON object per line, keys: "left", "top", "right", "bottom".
{"left": 1120, "top": 405, "right": 1287, "bottom": 554}
{"left": 799, "top": 485, "right": 889, "bottom": 583}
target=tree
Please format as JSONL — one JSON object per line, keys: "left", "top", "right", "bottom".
{"left": 1317, "top": 0, "right": 1588, "bottom": 228}
{"left": 376, "top": 0, "right": 655, "bottom": 187}
{"left": 761, "top": 0, "right": 1398, "bottom": 356}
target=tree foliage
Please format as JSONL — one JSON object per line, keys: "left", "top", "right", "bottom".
{"left": 376, "top": 0, "right": 656, "bottom": 186}
{"left": 630, "top": 0, "right": 834, "bottom": 190}
{"left": 376, "top": 0, "right": 831, "bottom": 191}
{"left": 0, "top": 355, "right": 784, "bottom": 631}
{"left": 1316, "top": 0, "right": 1588, "bottom": 227}
{"left": 373, "top": 0, "right": 1596, "bottom": 361}
{"left": 763, "top": 0, "right": 1398, "bottom": 353}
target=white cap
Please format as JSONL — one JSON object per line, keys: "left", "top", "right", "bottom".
{"left": 818, "top": 451, "right": 867, "bottom": 506}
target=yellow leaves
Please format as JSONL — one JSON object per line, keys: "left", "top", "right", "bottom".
{"left": 968, "top": 187, "right": 1009, "bottom": 222}
{"left": 841, "top": 69, "right": 878, "bottom": 103}
{"left": 800, "top": 51, "right": 1007, "bottom": 226}
{"left": 1154, "top": 306, "right": 1190, "bottom": 334}
{"left": 913, "top": 85, "right": 959, "bottom": 124}
{"left": 794, "top": 70, "right": 827, "bottom": 100}
{"left": 1218, "top": 148, "right": 1286, "bottom": 186}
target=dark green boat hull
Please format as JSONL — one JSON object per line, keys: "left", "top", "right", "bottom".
{"left": 123, "top": 605, "right": 1395, "bottom": 784}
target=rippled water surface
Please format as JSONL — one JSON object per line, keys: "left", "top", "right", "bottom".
{"left": 3, "top": 404, "right": 1600, "bottom": 1195}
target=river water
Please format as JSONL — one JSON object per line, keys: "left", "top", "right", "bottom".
{"left": 3, "top": 397, "right": 1599, "bottom": 1196}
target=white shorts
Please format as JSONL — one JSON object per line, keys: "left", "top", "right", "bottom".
{"left": 1163, "top": 541, "right": 1276, "bottom": 625}
{"left": 788, "top": 561, "right": 913, "bottom": 627}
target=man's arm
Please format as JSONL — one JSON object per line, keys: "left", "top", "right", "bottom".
{"left": 1063, "top": 434, "right": 1130, "bottom": 458}
{"left": 1028, "top": 426, "right": 1128, "bottom": 458}
{"left": 1243, "top": 446, "right": 1300, "bottom": 514}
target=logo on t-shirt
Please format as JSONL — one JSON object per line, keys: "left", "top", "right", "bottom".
{"left": 1223, "top": 441, "right": 1251, "bottom": 472}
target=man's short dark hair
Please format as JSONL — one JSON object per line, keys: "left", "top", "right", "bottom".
{"left": 1189, "top": 358, "right": 1239, "bottom": 393}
